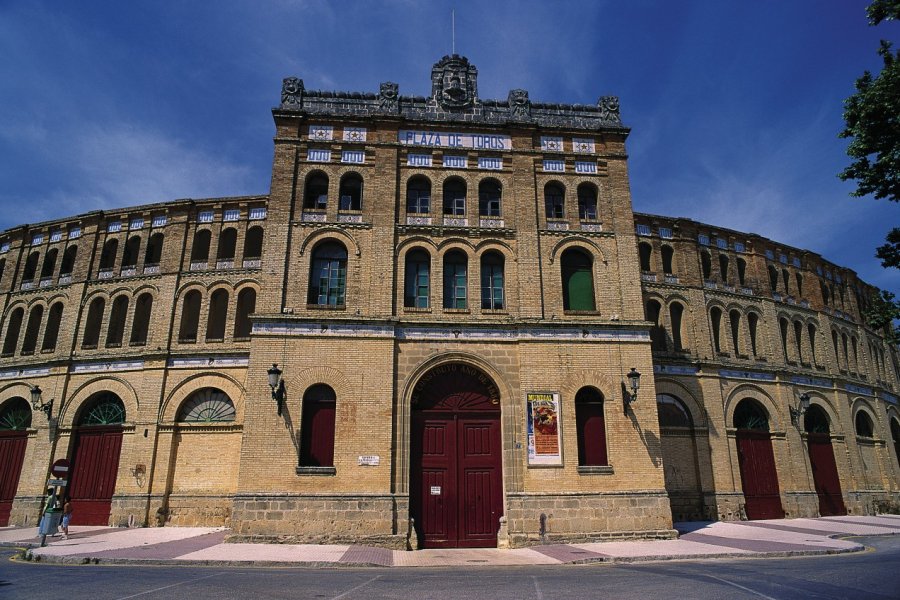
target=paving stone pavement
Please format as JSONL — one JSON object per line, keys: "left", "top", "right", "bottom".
{"left": 1, "top": 515, "right": 898, "bottom": 568}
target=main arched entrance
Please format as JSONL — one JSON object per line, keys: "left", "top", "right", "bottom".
{"left": 69, "top": 392, "right": 125, "bottom": 525}
{"left": 734, "top": 399, "right": 783, "bottom": 520}
{"left": 804, "top": 405, "right": 846, "bottom": 516}
{"left": 0, "top": 398, "right": 31, "bottom": 526}
{"left": 410, "top": 363, "right": 503, "bottom": 548}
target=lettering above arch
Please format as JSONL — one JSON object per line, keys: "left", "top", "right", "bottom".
{"left": 402, "top": 352, "right": 511, "bottom": 410}
{"left": 298, "top": 228, "right": 361, "bottom": 257}
{"left": 411, "top": 363, "right": 501, "bottom": 411}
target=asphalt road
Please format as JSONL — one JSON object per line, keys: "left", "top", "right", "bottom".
{"left": 1, "top": 536, "right": 899, "bottom": 600}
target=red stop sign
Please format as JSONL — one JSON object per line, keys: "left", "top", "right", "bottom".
{"left": 51, "top": 459, "right": 70, "bottom": 478}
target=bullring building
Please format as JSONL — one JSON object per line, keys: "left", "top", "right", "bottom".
{"left": 0, "top": 55, "right": 898, "bottom": 549}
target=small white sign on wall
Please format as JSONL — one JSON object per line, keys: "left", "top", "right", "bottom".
{"left": 430, "top": 486, "right": 441, "bottom": 495}
{"left": 358, "top": 455, "right": 380, "bottom": 466}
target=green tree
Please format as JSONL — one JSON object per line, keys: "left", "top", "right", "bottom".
{"left": 839, "top": 0, "right": 900, "bottom": 269}
{"left": 862, "top": 290, "right": 900, "bottom": 345}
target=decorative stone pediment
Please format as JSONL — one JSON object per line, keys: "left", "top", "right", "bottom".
{"left": 281, "top": 77, "right": 304, "bottom": 109}
{"left": 431, "top": 54, "right": 478, "bottom": 111}
{"left": 508, "top": 89, "right": 531, "bottom": 119}
{"left": 378, "top": 81, "right": 399, "bottom": 113}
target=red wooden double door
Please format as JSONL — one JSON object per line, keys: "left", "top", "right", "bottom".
{"left": 68, "top": 426, "right": 124, "bottom": 525}
{"left": 410, "top": 366, "right": 504, "bottom": 548}
{"left": 807, "top": 433, "right": 846, "bottom": 516}
{"left": 736, "top": 430, "right": 783, "bottom": 520}
{"left": 0, "top": 431, "right": 28, "bottom": 526}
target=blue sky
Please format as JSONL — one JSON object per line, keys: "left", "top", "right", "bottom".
{"left": 1, "top": 0, "right": 897, "bottom": 292}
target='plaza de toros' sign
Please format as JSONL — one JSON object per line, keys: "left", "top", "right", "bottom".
{"left": 399, "top": 130, "right": 511, "bottom": 151}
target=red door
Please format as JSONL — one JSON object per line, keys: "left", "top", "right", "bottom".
{"left": 410, "top": 364, "right": 504, "bottom": 549}
{"left": 736, "top": 430, "right": 783, "bottom": 520}
{"left": 807, "top": 433, "right": 846, "bottom": 516}
{"left": 0, "top": 431, "right": 28, "bottom": 526}
{"left": 68, "top": 426, "right": 123, "bottom": 525}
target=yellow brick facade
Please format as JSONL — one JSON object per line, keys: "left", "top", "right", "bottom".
{"left": 0, "top": 56, "right": 897, "bottom": 548}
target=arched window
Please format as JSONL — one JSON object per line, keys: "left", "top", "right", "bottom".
{"left": 82, "top": 297, "right": 105, "bottom": 349}
{"left": 217, "top": 228, "right": 237, "bottom": 261}
{"left": 243, "top": 226, "right": 264, "bottom": 261}
{"left": 575, "top": 387, "right": 607, "bottom": 466}
{"left": 21, "top": 305, "right": 43, "bottom": 355}
{"left": 443, "top": 251, "right": 468, "bottom": 309}
{"left": 41, "top": 248, "right": 58, "bottom": 280}
{"left": 99, "top": 239, "right": 118, "bottom": 270}
{"left": 0, "top": 258, "right": 6, "bottom": 285}
{"left": 710, "top": 307, "right": 723, "bottom": 353}
{"left": 646, "top": 300, "right": 665, "bottom": 351}
{"left": 661, "top": 245, "right": 674, "bottom": 275}
{"left": 793, "top": 321, "right": 804, "bottom": 363}
{"left": 41, "top": 302, "right": 63, "bottom": 352}
{"left": 304, "top": 173, "right": 329, "bottom": 210}
{"left": 890, "top": 418, "right": 900, "bottom": 470}
{"left": 144, "top": 233, "right": 164, "bottom": 266}
{"left": 339, "top": 173, "right": 363, "bottom": 211}
{"left": 478, "top": 179, "right": 502, "bottom": 217}
{"left": 855, "top": 410, "right": 874, "bottom": 438}
{"left": 443, "top": 177, "right": 466, "bottom": 216}
{"left": 308, "top": 241, "right": 347, "bottom": 306}
{"left": 748, "top": 312, "right": 759, "bottom": 356}
{"left": 719, "top": 254, "right": 730, "bottom": 282}
{"left": 561, "top": 248, "right": 595, "bottom": 311}
{"left": 768, "top": 265, "right": 779, "bottom": 292}
{"left": 842, "top": 333, "right": 850, "bottom": 370}
{"left": 234, "top": 288, "right": 256, "bottom": 340}
{"left": 851, "top": 337, "right": 860, "bottom": 373}
{"left": 178, "top": 290, "right": 202, "bottom": 343}
{"left": 78, "top": 392, "right": 125, "bottom": 426}
{"left": 60, "top": 245, "right": 77, "bottom": 276}
{"left": 177, "top": 388, "right": 236, "bottom": 423}
{"left": 734, "top": 399, "right": 769, "bottom": 431}
{"left": 300, "top": 384, "right": 337, "bottom": 467}
{"left": 0, "top": 398, "right": 32, "bottom": 431}
{"left": 106, "top": 295, "right": 129, "bottom": 347}
{"left": 130, "top": 293, "right": 153, "bottom": 346}
{"left": 781, "top": 268, "right": 790, "bottom": 295}
{"left": 22, "top": 251, "right": 39, "bottom": 281}
{"left": 804, "top": 404, "right": 830, "bottom": 434}
{"left": 821, "top": 281, "right": 830, "bottom": 306}
{"left": 191, "top": 230, "right": 211, "bottom": 263}
{"left": 544, "top": 182, "right": 565, "bottom": 219}
{"left": 404, "top": 249, "right": 431, "bottom": 309}
{"left": 729, "top": 310, "right": 741, "bottom": 355}
{"left": 1, "top": 308, "right": 24, "bottom": 356}
{"left": 737, "top": 257, "right": 747, "bottom": 286}
{"left": 122, "top": 236, "right": 141, "bottom": 268}
{"left": 657, "top": 394, "right": 692, "bottom": 428}
{"left": 206, "top": 289, "right": 229, "bottom": 341}
{"left": 779, "top": 318, "right": 790, "bottom": 362}
{"left": 638, "top": 242, "right": 652, "bottom": 272}
{"left": 480, "top": 251, "right": 505, "bottom": 310}
{"left": 670, "top": 302, "right": 685, "bottom": 351}
{"left": 701, "top": 251, "right": 712, "bottom": 281}
{"left": 795, "top": 273, "right": 804, "bottom": 296}
{"left": 577, "top": 183, "right": 598, "bottom": 220}
{"left": 406, "top": 176, "right": 431, "bottom": 214}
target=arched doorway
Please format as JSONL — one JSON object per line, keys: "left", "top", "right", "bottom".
{"left": 804, "top": 405, "right": 846, "bottom": 516}
{"left": 656, "top": 393, "right": 706, "bottom": 521}
{"left": 410, "top": 363, "right": 503, "bottom": 548}
{"left": 891, "top": 417, "right": 900, "bottom": 471}
{"left": 0, "top": 398, "right": 31, "bottom": 526}
{"left": 68, "top": 392, "right": 125, "bottom": 525}
{"left": 734, "top": 399, "right": 783, "bottom": 520}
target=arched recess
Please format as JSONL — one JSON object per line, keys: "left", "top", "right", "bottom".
{"left": 0, "top": 397, "right": 31, "bottom": 526}
{"left": 851, "top": 400, "right": 885, "bottom": 491}
{"left": 803, "top": 403, "right": 846, "bottom": 516}
{"left": 68, "top": 391, "right": 126, "bottom": 525}
{"left": 889, "top": 413, "right": 900, "bottom": 472}
{"left": 655, "top": 388, "right": 710, "bottom": 521}
{"left": 732, "top": 397, "right": 783, "bottom": 520}
{"left": 409, "top": 361, "right": 503, "bottom": 549}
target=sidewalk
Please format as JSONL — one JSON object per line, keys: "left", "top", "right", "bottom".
{"left": 2, "top": 515, "right": 899, "bottom": 568}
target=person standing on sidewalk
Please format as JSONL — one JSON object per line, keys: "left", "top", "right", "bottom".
{"left": 60, "top": 498, "right": 72, "bottom": 539}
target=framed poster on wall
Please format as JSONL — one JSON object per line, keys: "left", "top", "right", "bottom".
{"left": 526, "top": 392, "right": 562, "bottom": 466}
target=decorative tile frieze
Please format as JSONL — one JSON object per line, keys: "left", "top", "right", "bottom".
{"left": 654, "top": 364, "right": 700, "bottom": 375}
{"left": 308, "top": 125, "right": 333, "bottom": 141}
{"left": 572, "top": 138, "right": 595, "bottom": 153}
{"left": 719, "top": 369, "right": 776, "bottom": 381}
{"left": 845, "top": 383, "right": 873, "bottom": 396}
{"left": 0, "top": 366, "right": 51, "bottom": 380}
{"left": 72, "top": 360, "right": 145, "bottom": 373}
{"left": 167, "top": 356, "right": 250, "bottom": 368}
{"left": 790, "top": 376, "right": 832, "bottom": 389}
{"left": 540, "top": 136, "right": 563, "bottom": 152}
{"left": 342, "top": 127, "right": 367, "bottom": 142}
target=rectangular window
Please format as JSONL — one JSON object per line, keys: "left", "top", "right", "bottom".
{"left": 792, "top": 256, "right": 801, "bottom": 267}
{"left": 307, "top": 149, "right": 332, "bottom": 162}
{"left": 542, "top": 159, "right": 565, "bottom": 172}
{"left": 408, "top": 153, "right": 432, "bottom": 167}
{"left": 249, "top": 207, "right": 267, "bottom": 220}
{"left": 659, "top": 227, "right": 673, "bottom": 239}
{"left": 0, "top": 242, "right": 8, "bottom": 253}
{"left": 342, "top": 127, "right": 367, "bottom": 142}
{"left": 198, "top": 210, "right": 214, "bottom": 223}
{"left": 481, "top": 266, "right": 504, "bottom": 310}
{"left": 341, "top": 150, "right": 365, "bottom": 164}
{"left": 574, "top": 161, "right": 597, "bottom": 174}
{"left": 765, "top": 249, "right": 775, "bottom": 260}
{"left": 478, "top": 156, "right": 503, "bottom": 170}
{"left": 129, "top": 218, "right": 144, "bottom": 230}
{"left": 50, "top": 230, "right": 63, "bottom": 243}
{"left": 779, "top": 253, "right": 788, "bottom": 264}
{"left": 443, "top": 155, "right": 468, "bottom": 168}
{"left": 69, "top": 227, "right": 81, "bottom": 239}
{"left": 540, "top": 136, "right": 564, "bottom": 151}
{"left": 572, "top": 138, "right": 595, "bottom": 153}
{"left": 734, "top": 242, "right": 745, "bottom": 253}
{"left": 825, "top": 270, "right": 832, "bottom": 280}
{"left": 698, "top": 234, "right": 710, "bottom": 246}
{"left": 223, "top": 209, "right": 240, "bottom": 222}
{"left": 716, "top": 238, "right": 728, "bottom": 249}
{"left": 31, "top": 233, "right": 44, "bottom": 245}
{"left": 636, "top": 224, "right": 651, "bottom": 236}
{"left": 152, "top": 215, "right": 168, "bottom": 227}
{"left": 107, "top": 221, "right": 121, "bottom": 233}
{"left": 816, "top": 265, "right": 823, "bottom": 275}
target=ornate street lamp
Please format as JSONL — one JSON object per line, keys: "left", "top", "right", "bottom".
{"left": 30, "top": 384, "right": 53, "bottom": 419}
{"left": 624, "top": 368, "right": 641, "bottom": 414}
{"left": 267, "top": 363, "right": 285, "bottom": 415}
{"left": 790, "top": 392, "right": 811, "bottom": 429}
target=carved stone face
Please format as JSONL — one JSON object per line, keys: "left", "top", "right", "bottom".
{"left": 380, "top": 82, "right": 398, "bottom": 100}
{"left": 283, "top": 77, "right": 301, "bottom": 95}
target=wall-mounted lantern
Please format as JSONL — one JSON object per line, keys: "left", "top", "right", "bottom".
{"left": 624, "top": 368, "right": 641, "bottom": 414}
{"left": 790, "top": 392, "right": 811, "bottom": 429}
{"left": 267, "top": 363, "right": 285, "bottom": 415}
